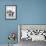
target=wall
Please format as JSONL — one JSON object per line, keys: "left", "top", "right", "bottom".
{"left": 0, "top": 0, "right": 46, "bottom": 44}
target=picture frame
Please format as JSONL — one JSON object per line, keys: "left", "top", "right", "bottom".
{"left": 18, "top": 24, "right": 46, "bottom": 42}
{"left": 5, "top": 5, "right": 16, "bottom": 20}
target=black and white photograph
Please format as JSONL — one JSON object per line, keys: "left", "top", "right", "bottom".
{"left": 5, "top": 5, "right": 16, "bottom": 20}
{"left": 18, "top": 25, "right": 46, "bottom": 46}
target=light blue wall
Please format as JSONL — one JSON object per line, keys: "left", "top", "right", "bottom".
{"left": 0, "top": 0, "right": 46, "bottom": 44}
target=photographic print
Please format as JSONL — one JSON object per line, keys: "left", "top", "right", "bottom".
{"left": 18, "top": 24, "right": 46, "bottom": 41}
{"left": 5, "top": 5, "right": 16, "bottom": 20}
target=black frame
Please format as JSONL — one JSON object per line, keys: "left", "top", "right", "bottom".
{"left": 5, "top": 5, "right": 17, "bottom": 20}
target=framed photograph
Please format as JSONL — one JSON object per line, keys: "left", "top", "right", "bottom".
{"left": 5, "top": 5, "right": 16, "bottom": 20}
{"left": 18, "top": 24, "right": 46, "bottom": 42}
